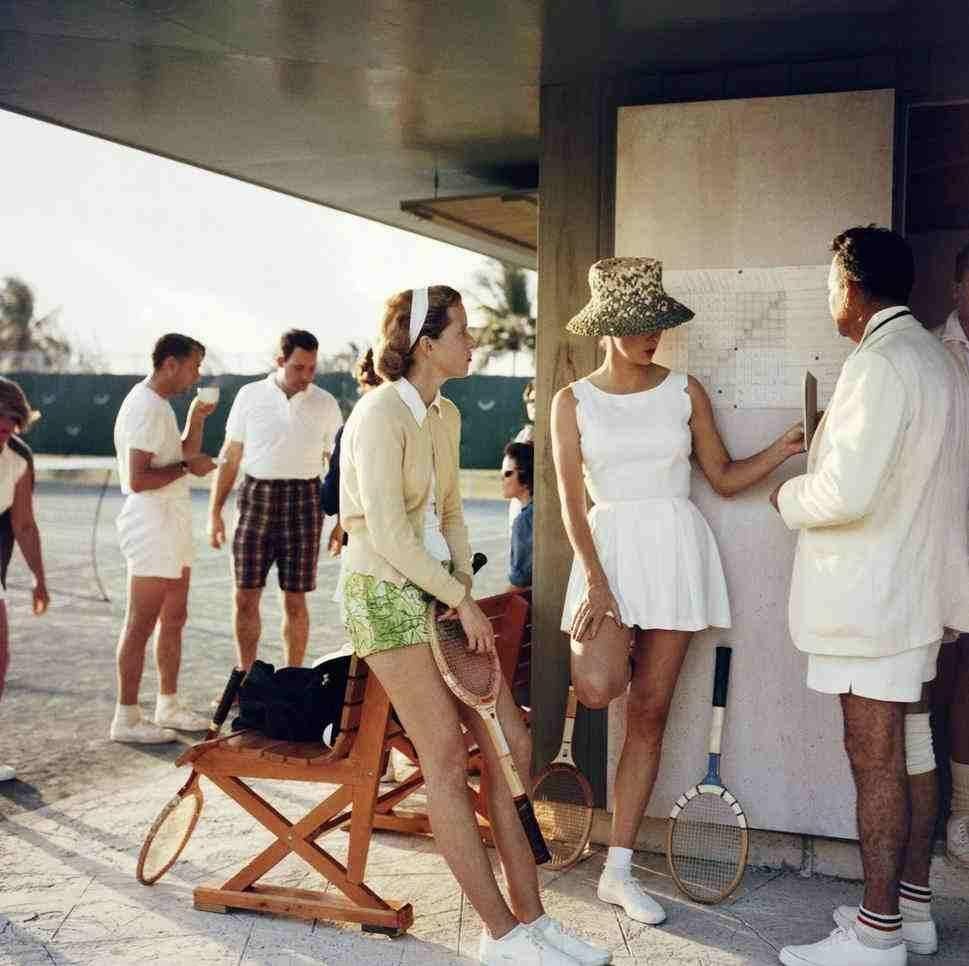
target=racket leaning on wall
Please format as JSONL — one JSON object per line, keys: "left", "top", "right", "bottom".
{"left": 136, "top": 667, "right": 247, "bottom": 885}
{"left": 426, "top": 571, "right": 551, "bottom": 865}
{"left": 532, "top": 685, "right": 594, "bottom": 870}
{"left": 666, "top": 645, "right": 748, "bottom": 904}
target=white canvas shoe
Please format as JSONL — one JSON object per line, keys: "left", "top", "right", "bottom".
{"left": 597, "top": 870, "right": 666, "bottom": 924}
{"left": 478, "top": 923, "right": 578, "bottom": 965}
{"left": 946, "top": 813, "right": 969, "bottom": 868}
{"left": 531, "top": 914, "right": 612, "bottom": 964}
{"left": 109, "top": 718, "right": 178, "bottom": 744}
{"left": 0, "top": 764, "right": 15, "bottom": 781}
{"left": 780, "top": 926, "right": 906, "bottom": 966}
{"left": 833, "top": 905, "right": 937, "bottom": 955}
{"left": 155, "top": 703, "right": 209, "bottom": 732}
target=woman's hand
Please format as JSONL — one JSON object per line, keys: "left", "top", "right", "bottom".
{"left": 32, "top": 578, "right": 49, "bottom": 616}
{"left": 327, "top": 523, "right": 345, "bottom": 557}
{"left": 446, "top": 594, "right": 495, "bottom": 655}
{"left": 570, "top": 578, "right": 621, "bottom": 642}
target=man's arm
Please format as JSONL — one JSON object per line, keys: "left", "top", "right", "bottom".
{"left": 181, "top": 397, "right": 215, "bottom": 457}
{"left": 777, "top": 353, "right": 907, "bottom": 530}
{"left": 208, "top": 440, "right": 243, "bottom": 548}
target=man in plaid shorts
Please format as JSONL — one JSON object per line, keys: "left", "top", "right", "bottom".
{"left": 208, "top": 330, "right": 343, "bottom": 669}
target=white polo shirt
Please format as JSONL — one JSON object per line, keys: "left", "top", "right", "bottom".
{"left": 225, "top": 372, "right": 343, "bottom": 480}
{"left": 113, "top": 379, "right": 189, "bottom": 500}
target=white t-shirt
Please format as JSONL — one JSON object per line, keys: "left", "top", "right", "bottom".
{"left": 0, "top": 444, "right": 28, "bottom": 516}
{"left": 225, "top": 372, "right": 343, "bottom": 480}
{"left": 113, "top": 379, "right": 189, "bottom": 500}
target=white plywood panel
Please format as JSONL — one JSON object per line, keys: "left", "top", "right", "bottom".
{"left": 610, "top": 90, "right": 894, "bottom": 838}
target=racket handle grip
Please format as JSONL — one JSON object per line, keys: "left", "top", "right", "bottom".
{"left": 712, "top": 646, "right": 732, "bottom": 708}
{"left": 514, "top": 795, "right": 552, "bottom": 865}
{"left": 211, "top": 667, "right": 246, "bottom": 730}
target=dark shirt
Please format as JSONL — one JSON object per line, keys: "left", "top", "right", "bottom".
{"left": 508, "top": 501, "right": 533, "bottom": 588}
{"left": 321, "top": 424, "right": 344, "bottom": 517}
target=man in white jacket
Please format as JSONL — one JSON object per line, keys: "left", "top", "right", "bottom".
{"left": 772, "top": 227, "right": 969, "bottom": 966}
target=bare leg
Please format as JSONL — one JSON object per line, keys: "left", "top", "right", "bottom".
{"left": 951, "top": 637, "right": 969, "bottom": 764}
{"left": 902, "top": 687, "right": 937, "bottom": 888}
{"left": 841, "top": 692, "right": 908, "bottom": 915}
{"left": 233, "top": 586, "right": 262, "bottom": 670}
{"left": 570, "top": 617, "right": 632, "bottom": 710}
{"left": 460, "top": 685, "right": 542, "bottom": 924}
{"left": 365, "top": 644, "right": 519, "bottom": 939}
{"left": 0, "top": 602, "right": 8, "bottom": 701}
{"left": 281, "top": 590, "right": 308, "bottom": 667}
{"left": 155, "top": 567, "right": 190, "bottom": 696}
{"left": 116, "top": 575, "right": 169, "bottom": 705}
{"left": 611, "top": 629, "right": 692, "bottom": 847}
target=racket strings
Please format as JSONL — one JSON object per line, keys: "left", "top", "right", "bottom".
{"left": 533, "top": 767, "right": 593, "bottom": 865}
{"left": 139, "top": 794, "right": 200, "bottom": 882}
{"left": 433, "top": 618, "right": 499, "bottom": 698}
{"left": 669, "top": 793, "right": 745, "bottom": 902}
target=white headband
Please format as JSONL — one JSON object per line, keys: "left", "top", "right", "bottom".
{"left": 409, "top": 288, "right": 429, "bottom": 348}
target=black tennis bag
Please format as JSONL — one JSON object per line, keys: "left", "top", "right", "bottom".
{"left": 232, "top": 657, "right": 350, "bottom": 743}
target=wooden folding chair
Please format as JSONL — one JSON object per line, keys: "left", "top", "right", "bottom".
{"left": 180, "top": 657, "right": 414, "bottom": 935}
{"left": 368, "top": 591, "right": 531, "bottom": 839}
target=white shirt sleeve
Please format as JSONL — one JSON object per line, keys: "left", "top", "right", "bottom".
{"left": 323, "top": 393, "right": 344, "bottom": 453}
{"left": 224, "top": 385, "right": 251, "bottom": 443}
{"left": 125, "top": 399, "right": 171, "bottom": 455}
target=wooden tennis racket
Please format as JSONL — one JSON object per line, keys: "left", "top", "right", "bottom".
{"left": 532, "top": 685, "right": 594, "bottom": 870}
{"left": 666, "top": 645, "right": 748, "bottom": 903}
{"left": 136, "top": 667, "right": 246, "bottom": 885}
{"left": 427, "top": 604, "right": 551, "bottom": 865}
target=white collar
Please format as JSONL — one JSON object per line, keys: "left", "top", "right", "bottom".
{"left": 942, "top": 310, "right": 969, "bottom": 348}
{"left": 394, "top": 378, "right": 441, "bottom": 427}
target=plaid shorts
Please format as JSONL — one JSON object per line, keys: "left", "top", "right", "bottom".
{"left": 233, "top": 476, "right": 322, "bottom": 592}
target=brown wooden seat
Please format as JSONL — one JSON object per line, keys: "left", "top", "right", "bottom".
{"left": 179, "top": 657, "right": 414, "bottom": 935}
{"left": 368, "top": 591, "right": 531, "bottom": 840}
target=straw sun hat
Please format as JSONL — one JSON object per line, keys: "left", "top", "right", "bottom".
{"left": 566, "top": 257, "right": 694, "bottom": 337}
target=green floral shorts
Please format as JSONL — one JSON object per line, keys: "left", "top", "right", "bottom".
{"left": 343, "top": 571, "right": 438, "bottom": 658}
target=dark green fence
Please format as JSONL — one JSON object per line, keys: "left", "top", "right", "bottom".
{"left": 8, "top": 372, "right": 532, "bottom": 470}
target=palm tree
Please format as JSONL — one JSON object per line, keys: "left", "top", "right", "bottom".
{"left": 470, "top": 261, "right": 536, "bottom": 373}
{"left": 0, "top": 277, "right": 72, "bottom": 372}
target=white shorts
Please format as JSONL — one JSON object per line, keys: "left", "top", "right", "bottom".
{"left": 806, "top": 641, "right": 941, "bottom": 703}
{"left": 117, "top": 495, "right": 194, "bottom": 580}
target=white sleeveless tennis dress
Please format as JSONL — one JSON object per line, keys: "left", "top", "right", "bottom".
{"left": 561, "top": 373, "right": 731, "bottom": 633}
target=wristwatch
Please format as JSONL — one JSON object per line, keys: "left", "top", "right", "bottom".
{"left": 179, "top": 459, "right": 190, "bottom": 474}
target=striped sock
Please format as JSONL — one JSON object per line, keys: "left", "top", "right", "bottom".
{"left": 855, "top": 905, "right": 903, "bottom": 950}
{"left": 899, "top": 880, "right": 932, "bottom": 921}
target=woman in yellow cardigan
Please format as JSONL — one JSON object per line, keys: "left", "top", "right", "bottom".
{"left": 340, "top": 286, "right": 609, "bottom": 966}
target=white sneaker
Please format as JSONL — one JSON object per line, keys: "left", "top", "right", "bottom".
{"left": 946, "top": 813, "right": 969, "bottom": 868}
{"left": 780, "top": 926, "right": 907, "bottom": 965}
{"left": 478, "top": 923, "right": 578, "bottom": 965}
{"left": 109, "top": 718, "right": 178, "bottom": 744}
{"left": 531, "top": 914, "right": 612, "bottom": 964}
{"left": 155, "top": 703, "right": 209, "bottom": 732}
{"left": 0, "top": 764, "right": 15, "bottom": 781}
{"left": 597, "top": 869, "right": 666, "bottom": 924}
{"left": 833, "top": 905, "right": 937, "bottom": 955}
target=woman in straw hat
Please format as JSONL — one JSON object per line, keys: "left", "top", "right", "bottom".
{"left": 340, "top": 286, "right": 610, "bottom": 966}
{"left": 0, "top": 378, "right": 49, "bottom": 782}
{"left": 552, "top": 257, "right": 803, "bottom": 924}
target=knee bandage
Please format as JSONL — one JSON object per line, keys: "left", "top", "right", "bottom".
{"left": 905, "top": 713, "right": 935, "bottom": 776}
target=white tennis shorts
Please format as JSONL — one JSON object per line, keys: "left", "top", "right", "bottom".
{"left": 117, "top": 495, "right": 194, "bottom": 580}
{"left": 807, "top": 640, "right": 941, "bottom": 703}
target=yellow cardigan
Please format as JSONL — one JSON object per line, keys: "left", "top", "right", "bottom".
{"left": 339, "top": 382, "right": 472, "bottom": 609}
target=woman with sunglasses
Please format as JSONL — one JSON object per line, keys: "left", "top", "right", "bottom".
{"left": 340, "top": 286, "right": 609, "bottom": 965}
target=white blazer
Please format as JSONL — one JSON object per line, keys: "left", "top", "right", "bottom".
{"left": 778, "top": 306, "right": 969, "bottom": 658}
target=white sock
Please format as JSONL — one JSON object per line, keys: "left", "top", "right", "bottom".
{"left": 156, "top": 692, "right": 179, "bottom": 714}
{"left": 605, "top": 846, "right": 633, "bottom": 875}
{"left": 113, "top": 704, "right": 140, "bottom": 726}
{"left": 951, "top": 759, "right": 969, "bottom": 816}
{"left": 855, "top": 906, "right": 903, "bottom": 950}
{"left": 899, "top": 881, "right": 932, "bottom": 922}
{"left": 492, "top": 923, "right": 526, "bottom": 944}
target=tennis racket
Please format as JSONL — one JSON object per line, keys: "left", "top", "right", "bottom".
{"left": 532, "top": 685, "right": 594, "bottom": 870}
{"left": 427, "top": 597, "right": 551, "bottom": 865}
{"left": 136, "top": 667, "right": 246, "bottom": 885}
{"left": 666, "top": 645, "right": 748, "bottom": 903}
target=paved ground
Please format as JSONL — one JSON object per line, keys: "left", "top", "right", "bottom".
{"left": 1, "top": 765, "right": 968, "bottom": 965}
{"left": 0, "top": 481, "right": 512, "bottom": 818}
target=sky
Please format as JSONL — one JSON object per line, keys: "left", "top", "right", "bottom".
{"left": 1, "top": 109, "right": 535, "bottom": 375}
